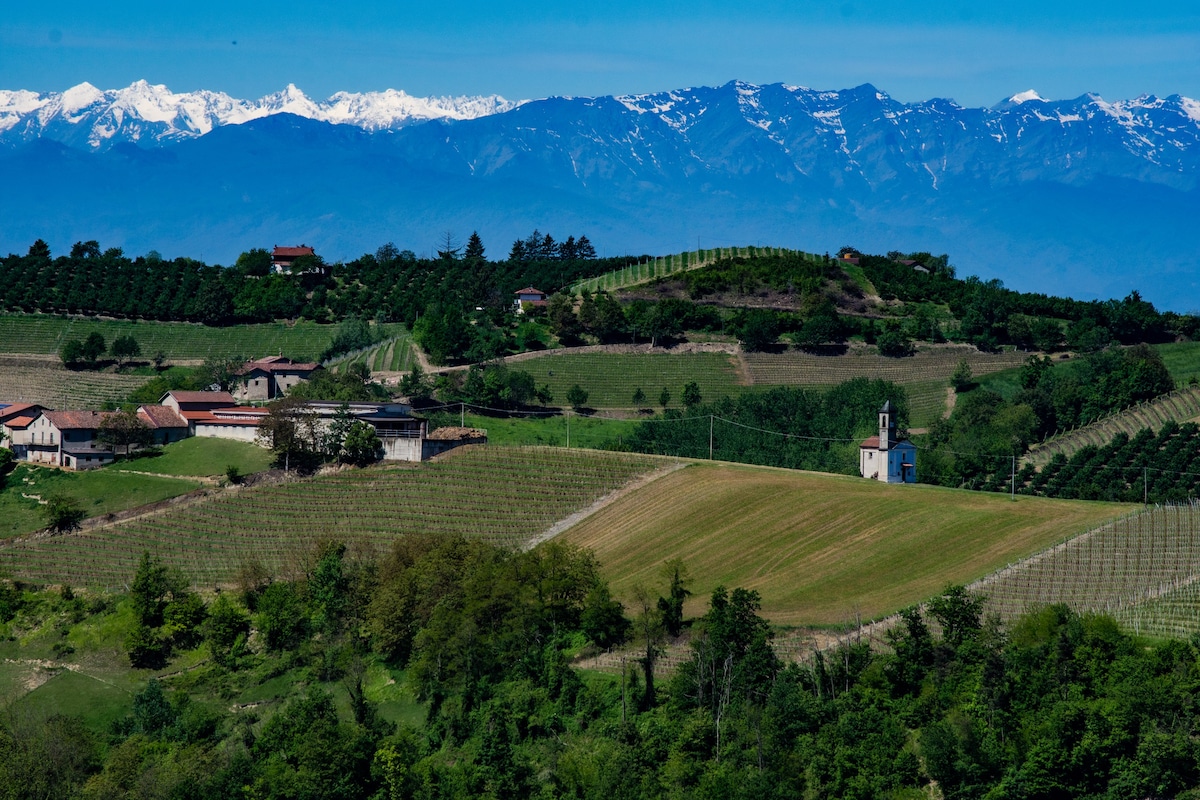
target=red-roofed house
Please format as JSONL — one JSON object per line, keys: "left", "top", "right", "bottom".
{"left": 234, "top": 356, "right": 321, "bottom": 401}
{"left": 513, "top": 287, "right": 548, "bottom": 314}
{"left": 191, "top": 406, "right": 268, "bottom": 443}
{"left": 859, "top": 401, "right": 917, "bottom": 483}
{"left": 272, "top": 245, "right": 315, "bottom": 273}
{"left": 137, "top": 405, "right": 190, "bottom": 446}
{"left": 27, "top": 410, "right": 115, "bottom": 469}
{"left": 1, "top": 403, "right": 45, "bottom": 460}
{"left": 161, "top": 390, "right": 237, "bottom": 415}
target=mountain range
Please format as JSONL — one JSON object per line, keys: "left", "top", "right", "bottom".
{"left": 2, "top": 80, "right": 1198, "bottom": 311}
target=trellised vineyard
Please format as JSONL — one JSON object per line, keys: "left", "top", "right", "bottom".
{"left": 977, "top": 420, "right": 1200, "bottom": 502}
{"left": 976, "top": 503, "right": 1200, "bottom": 638}
{"left": 0, "top": 446, "right": 670, "bottom": 589}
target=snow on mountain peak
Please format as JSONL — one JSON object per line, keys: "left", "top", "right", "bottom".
{"left": 1009, "top": 89, "right": 1045, "bottom": 104}
{"left": 0, "top": 80, "right": 524, "bottom": 149}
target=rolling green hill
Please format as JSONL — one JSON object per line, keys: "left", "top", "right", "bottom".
{"left": 559, "top": 462, "right": 1128, "bottom": 626}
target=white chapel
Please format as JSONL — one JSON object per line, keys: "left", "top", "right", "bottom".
{"left": 859, "top": 400, "right": 917, "bottom": 483}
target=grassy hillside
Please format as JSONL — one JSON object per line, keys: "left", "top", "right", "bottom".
{"left": 512, "top": 351, "right": 743, "bottom": 408}
{"left": 0, "top": 446, "right": 670, "bottom": 590}
{"left": 560, "top": 462, "right": 1128, "bottom": 626}
{"left": 499, "top": 343, "right": 1022, "bottom": 428}
{"left": 0, "top": 313, "right": 385, "bottom": 362}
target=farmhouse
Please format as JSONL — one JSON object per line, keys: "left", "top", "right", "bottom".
{"left": 136, "top": 405, "right": 189, "bottom": 446}
{"left": 271, "top": 244, "right": 315, "bottom": 273}
{"left": 513, "top": 287, "right": 548, "bottom": 314}
{"left": 233, "top": 356, "right": 321, "bottom": 402}
{"left": 26, "top": 410, "right": 115, "bottom": 470}
{"left": 859, "top": 400, "right": 917, "bottom": 483}
{"left": 0, "top": 403, "right": 46, "bottom": 459}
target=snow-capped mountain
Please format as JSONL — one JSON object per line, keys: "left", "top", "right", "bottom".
{"left": 0, "top": 80, "right": 521, "bottom": 150}
{"left": 2, "top": 79, "right": 1200, "bottom": 310}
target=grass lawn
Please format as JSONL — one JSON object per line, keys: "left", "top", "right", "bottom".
{"left": 0, "top": 463, "right": 200, "bottom": 539}
{"left": 513, "top": 352, "right": 743, "bottom": 408}
{"left": 561, "top": 462, "right": 1129, "bottom": 626}
{"left": 443, "top": 412, "right": 643, "bottom": 449}
{"left": 121, "top": 437, "right": 273, "bottom": 477}
{"left": 1154, "top": 341, "right": 1200, "bottom": 386}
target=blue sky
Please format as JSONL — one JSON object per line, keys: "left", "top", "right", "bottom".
{"left": 4, "top": 2, "right": 1200, "bottom": 105}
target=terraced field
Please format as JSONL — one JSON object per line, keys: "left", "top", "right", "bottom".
{"left": 570, "top": 246, "right": 815, "bottom": 295}
{"left": 514, "top": 351, "right": 743, "bottom": 409}
{"left": 0, "top": 355, "right": 147, "bottom": 408}
{"left": 1025, "top": 385, "right": 1200, "bottom": 467}
{"left": 0, "top": 446, "right": 670, "bottom": 590}
{"left": 0, "top": 314, "right": 370, "bottom": 362}
{"left": 560, "top": 463, "right": 1127, "bottom": 626}
{"left": 327, "top": 334, "right": 417, "bottom": 374}
{"left": 973, "top": 503, "right": 1200, "bottom": 639}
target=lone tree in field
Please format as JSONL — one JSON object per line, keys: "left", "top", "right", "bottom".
{"left": 632, "top": 387, "right": 647, "bottom": 408}
{"left": 81, "top": 332, "right": 107, "bottom": 363}
{"left": 257, "top": 397, "right": 322, "bottom": 472}
{"left": 659, "top": 387, "right": 671, "bottom": 409}
{"left": 950, "top": 358, "right": 974, "bottom": 392}
{"left": 110, "top": 334, "right": 141, "bottom": 368}
{"left": 42, "top": 493, "right": 85, "bottom": 532}
{"left": 681, "top": 381, "right": 702, "bottom": 409}
{"left": 567, "top": 384, "right": 589, "bottom": 411}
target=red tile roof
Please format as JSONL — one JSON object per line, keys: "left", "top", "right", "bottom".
{"left": 44, "top": 410, "right": 112, "bottom": 430}
{"left": 238, "top": 359, "right": 319, "bottom": 375}
{"left": 860, "top": 436, "right": 880, "bottom": 449}
{"left": 137, "top": 405, "right": 188, "bottom": 429}
{"left": 0, "top": 403, "right": 43, "bottom": 422}
{"left": 273, "top": 245, "right": 315, "bottom": 258}
{"left": 4, "top": 415, "right": 36, "bottom": 429}
{"left": 514, "top": 287, "right": 546, "bottom": 296}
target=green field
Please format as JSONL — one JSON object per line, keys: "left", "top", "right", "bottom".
{"left": 117, "top": 437, "right": 273, "bottom": 477}
{"left": 432, "top": 411, "right": 643, "bottom": 449}
{"left": 0, "top": 313, "right": 398, "bottom": 362}
{"left": 560, "top": 462, "right": 1129, "bottom": 626}
{"left": 0, "top": 464, "right": 201, "bottom": 539}
{"left": 512, "top": 351, "right": 744, "bottom": 408}
{"left": 0, "top": 446, "right": 670, "bottom": 589}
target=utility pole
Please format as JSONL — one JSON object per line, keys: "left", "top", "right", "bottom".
{"left": 1011, "top": 455, "right": 1016, "bottom": 500}
{"left": 460, "top": 402, "right": 464, "bottom": 428}
{"left": 566, "top": 409, "right": 571, "bottom": 449}
{"left": 1145, "top": 467, "right": 1149, "bottom": 505}
{"left": 709, "top": 415, "right": 714, "bottom": 460}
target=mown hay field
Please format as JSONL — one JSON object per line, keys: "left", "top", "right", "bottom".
{"left": 560, "top": 463, "right": 1128, "bottom": 626}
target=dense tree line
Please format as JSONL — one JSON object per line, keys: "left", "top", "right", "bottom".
{"left": 922, "top": 346, "right": 1177, "bottom": 489}
{"left": 8, "top": 542, "right": 1200, "bottom": 798}
{"left": 856, "top": 251, "right": 1199, "bottom": 349}
{"left": 621, "top": 379, "right": 907, "bottom": 474}
{"left": 0, "top": 234, "right": 621, "bottom": 327}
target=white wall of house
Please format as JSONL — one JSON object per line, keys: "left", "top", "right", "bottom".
{"left": 194, "top": 423, "right": 261, "bottom": 443}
